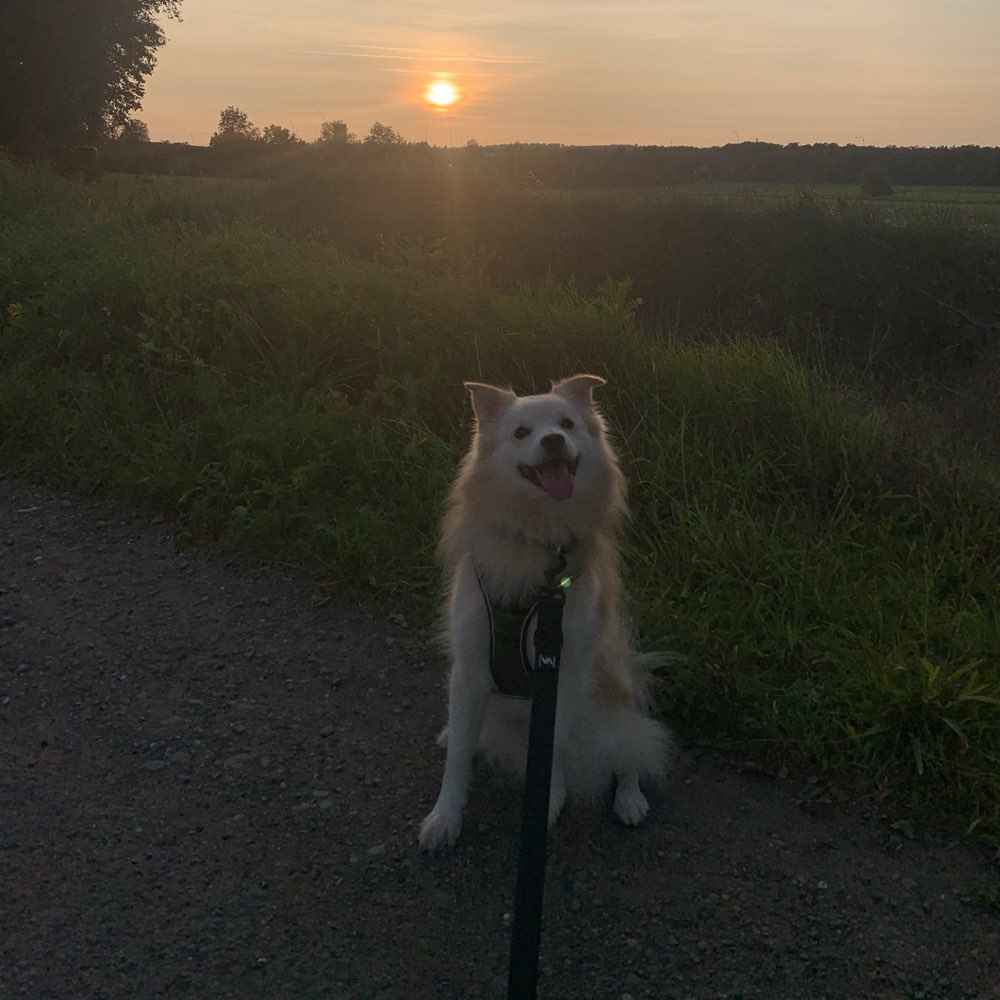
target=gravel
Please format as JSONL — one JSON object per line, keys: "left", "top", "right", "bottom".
{"left": 1, "top": 473, "right": 997, "bottom": 999}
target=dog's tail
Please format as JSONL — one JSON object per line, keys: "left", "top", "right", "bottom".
{"left": 629, "top": 648, "right": 686, "bottom": 714}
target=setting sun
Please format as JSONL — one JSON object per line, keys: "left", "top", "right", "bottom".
{"left": 424, "top": 79, "right": 459, "bottom": 109}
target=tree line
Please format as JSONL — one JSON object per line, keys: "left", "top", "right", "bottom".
{"left": 207, "top": 107, "right": 405, "bottom": 148}
{"left": 512, "top": 140, "right": 1000, "bottom": 188}
{"left": 105, "top": 129, "right": 1000, "bottom": 191}
{"left": 180, "top": 108, "right": 1000, "bottom": 188}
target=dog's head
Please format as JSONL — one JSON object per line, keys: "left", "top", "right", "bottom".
{"left": 464, "top": 374, "right": 611, "bottom": 504}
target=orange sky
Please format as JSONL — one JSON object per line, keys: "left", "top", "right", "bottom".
{"left": 141, "top": 0, "right": 1000, "bottom": 147}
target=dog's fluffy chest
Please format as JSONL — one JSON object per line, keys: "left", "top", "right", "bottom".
{"left": 468, "top": 530, "right": 579, "bottom": 609}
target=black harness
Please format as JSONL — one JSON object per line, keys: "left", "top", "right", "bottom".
{"left": 476, "top": 574, "right": 538, "bottom": 699}
{"left": 476, "top": 567, "right": 574, "bottom": 700}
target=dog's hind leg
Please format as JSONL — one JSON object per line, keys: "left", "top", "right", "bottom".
{"left": 612, "top": 771, "right": 650, "bottom": 826}
{"left": 610, "top": 710, "right": 670, "bottom": 826}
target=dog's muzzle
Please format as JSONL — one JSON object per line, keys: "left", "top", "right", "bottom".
{"left": 517, "top": 454, "right": 579, "bottom": 502}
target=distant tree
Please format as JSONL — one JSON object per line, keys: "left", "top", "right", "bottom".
{"left": 317, "top": 119, "right": 358, "bottom": 144}
{"left": 0, "top": 1, "right": 182, "bottom": 150}
{"left": 209, "top": 106, "right": 261, "bottom": 146}
{"left": 260, "top": 123, "right": 303, "bottom": 145}
{"left": 860, "top": 165, "right": 894, "bottom": 197}
{"left": 117, "top": 118, "right": 151, "bottom": 143}
{"left": 364, "top": 122, "right": 407, "bottom": 146}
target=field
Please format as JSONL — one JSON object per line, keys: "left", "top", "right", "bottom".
{"left": 667, "top": 182, "right": 1000, "bottom": 229}
{"left": 670, "top": 181, "right": 1000, "bottom": 205}
{"left": 1, "top": 154, "right": 998, "bottom": 842}
{"left": 541, "top": 182, "right": 1000, "bottom": 227}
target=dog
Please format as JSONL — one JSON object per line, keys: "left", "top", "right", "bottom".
{"left": 418, "top": 374, "right": 670, "bottom": 849}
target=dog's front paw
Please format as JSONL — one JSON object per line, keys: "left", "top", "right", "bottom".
{"left": 613, "top": 775, "right": 650, "bottom": 826}
{"left": 418, "top": 804, "right": 462, "bottom": 850}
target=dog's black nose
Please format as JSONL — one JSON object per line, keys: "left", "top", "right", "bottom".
{"left": 540, "top": 433, "right": 565, "bottom": 453}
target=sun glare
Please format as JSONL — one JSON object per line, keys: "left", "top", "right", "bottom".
{"left": 424, "top": 79, "right": 459, "bottom": 109}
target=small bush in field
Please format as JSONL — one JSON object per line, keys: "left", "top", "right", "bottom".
{"left": 860, "top": 165, "right": 894, "bottom": 197}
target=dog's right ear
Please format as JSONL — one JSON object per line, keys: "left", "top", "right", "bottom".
{"left": 464, "top": 382, "right": 516, "bottom": 425}
{"left": 551, "top": 374, "right": 606, "bottom": 410}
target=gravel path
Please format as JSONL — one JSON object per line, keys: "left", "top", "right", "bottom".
{"left": 1, "top": 474, "right": 998, "bottom": 1000}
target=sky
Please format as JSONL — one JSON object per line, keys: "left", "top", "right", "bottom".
{"left": 140, "top": 0, "right": 1000, "bottom": 148}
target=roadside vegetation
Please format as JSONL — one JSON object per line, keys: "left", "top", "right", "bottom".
{"left": 1, "top": 154, "right": 997, "bottom": 843}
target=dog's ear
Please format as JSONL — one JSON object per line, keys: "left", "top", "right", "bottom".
{"left": 464, "top": 382, "right": 516, "bottom": 425}
{"left": 551, "top": 374, "right": 606, "bottom": 410}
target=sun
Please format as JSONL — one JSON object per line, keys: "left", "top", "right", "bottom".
{"left": 424, "top": 79, "right": 459, "bottom": 109}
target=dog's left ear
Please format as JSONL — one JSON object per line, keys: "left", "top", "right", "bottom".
{"left": 551, "top": 374, "right": 606, "bottom": 410}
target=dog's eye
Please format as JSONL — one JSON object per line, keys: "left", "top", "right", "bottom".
{"left": 513, "top": 426, "right": 530, "bottom": 440}
{"left": 560, "top": 417, "right": 575, "bottom": 430}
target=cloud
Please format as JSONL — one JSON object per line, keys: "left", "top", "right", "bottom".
{"left": 287, "top": 44, "right": 540, "bottom": 66}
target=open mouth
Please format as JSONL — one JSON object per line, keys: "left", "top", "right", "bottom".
{"left": 517, "top": 455, "right": 580, "bottom": 502}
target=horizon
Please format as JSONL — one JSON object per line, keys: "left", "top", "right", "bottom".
{"left": 141, "top": 1, "right": 1000, "bottom": 149}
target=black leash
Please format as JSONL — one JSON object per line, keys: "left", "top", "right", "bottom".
{"left": 507, "top": 549, "right": 568, "bottom": 1000}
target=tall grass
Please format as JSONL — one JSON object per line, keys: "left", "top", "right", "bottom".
{"left": 1, "top": 159, "right": 998, "bottom": 840}
{"left": 97, "top": 152, "right": 1000, "bottom": 454}
{"left": 252, "top": 154, "right": 1000, "bottom": 390}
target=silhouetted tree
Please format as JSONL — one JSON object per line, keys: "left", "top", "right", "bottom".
{"left": 117, "top": 118, "right": 151, "bottom": 143}
{"left": 317, "top": 119, "right": 358, "bottom": 144}
{"left": 209, "top": 106, "right": 261, "bottom": 146}
{"left": 0, "top": 0, "right": 182, "bottom": 150}
{"left": 261, "top": 123, "right": 303, "bottom": 145}
{"left": 364, "top": 122, "right": 407, "bottom": 145}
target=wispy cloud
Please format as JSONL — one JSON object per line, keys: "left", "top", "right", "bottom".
{"left": 288, "top": 44, "right": 540, "bottom": 66}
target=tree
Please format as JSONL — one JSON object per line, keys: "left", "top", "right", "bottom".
{"left": 317, "top": 120, "right": 357, "bottom": 144}
{"left": 117, "top": 118, "right": 151, "bottom": 143}
{"left": 209, "top": 106, "right": 261, "bottom": 146}
{"left": 0, "top": 1, "right": 182, "bottom": 150}
{"left": 260, "top": 123, "right": 303, "bottom": 145}
{"left": 364, "top": 122, "right": 407, "bottom": 146}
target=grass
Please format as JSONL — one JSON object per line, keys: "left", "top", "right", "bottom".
{"left": 1, "top": 157, "right": 998, "bottom": 842}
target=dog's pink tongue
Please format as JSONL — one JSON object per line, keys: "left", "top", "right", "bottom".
{"left": 538, "top": 463, "right": 574, "bottom": 501}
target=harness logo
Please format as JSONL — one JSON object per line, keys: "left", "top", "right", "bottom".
{"left": 536, "top": 654, "right": 558, "bottom": 669}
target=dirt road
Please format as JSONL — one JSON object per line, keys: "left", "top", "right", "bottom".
{"left": 1, "top": 474, "right": 997, "bottom": 999}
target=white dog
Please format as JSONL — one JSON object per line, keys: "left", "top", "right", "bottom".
{"left": 419, "top": 375, "right": 670, "bottom": 849}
